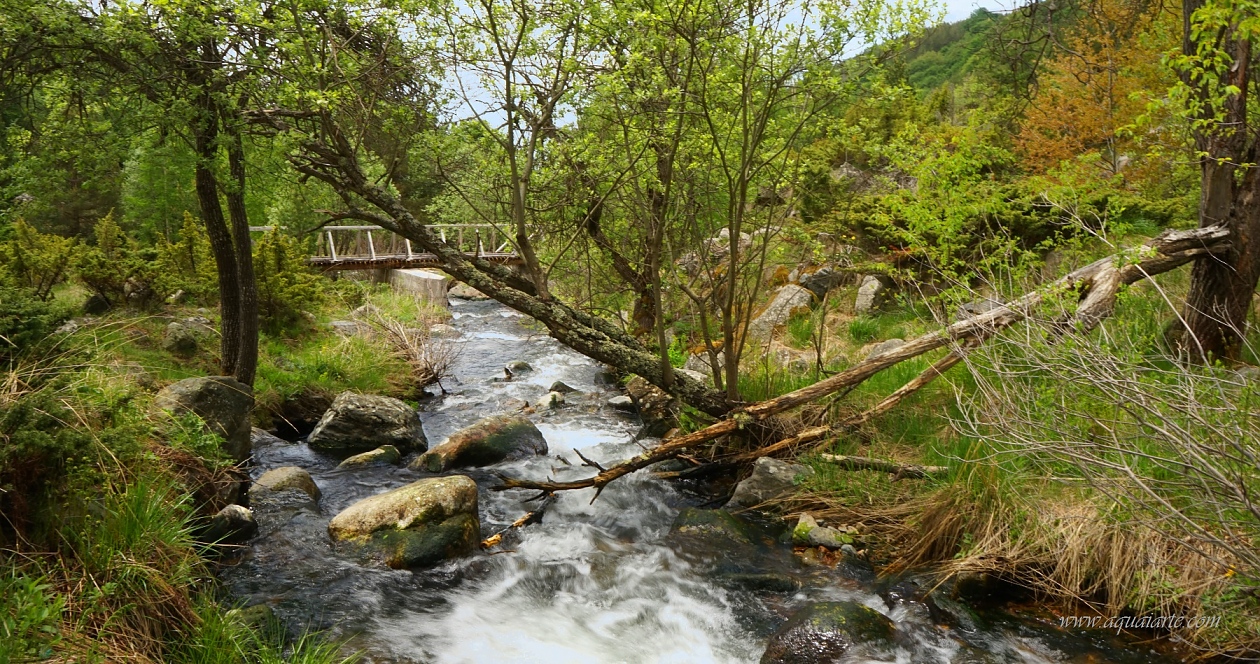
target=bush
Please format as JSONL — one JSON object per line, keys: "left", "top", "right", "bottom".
{"left": 0, "top": 285, "right": 70, "bottom": 361}
{"left": 75, "top": 211, "right": 158, "bottom": 308}
{"left": 253, "top": 229, "right": 325, "bottom": 332}
{"left": 0, "top": 219, "right": 78, "bottom": 301}
{"left": 153, "top": 212, "right": 220, "bottom": 303}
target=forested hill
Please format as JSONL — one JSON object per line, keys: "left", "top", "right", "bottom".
{"left": 899, "top": 8, "right": 1000, "bottom": 93}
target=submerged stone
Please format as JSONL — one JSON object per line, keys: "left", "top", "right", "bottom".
{"left": 671, "top": 508, "right": 755, "bottom": 545}
{"left": 327, "top": 475, "right": 480, "bottom": 569}
{"left": 410, "top": 415, "right": 547, "bottom": 472}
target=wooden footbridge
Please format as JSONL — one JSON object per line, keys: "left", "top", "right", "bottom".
{"left": 305, "top": 224, "right": 522, "bottom": 272}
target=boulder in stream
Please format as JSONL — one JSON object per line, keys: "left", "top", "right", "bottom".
{"left": 761, "top": 601, "right": 896, "bottom": 664}
{"left": 338, "top": 445, "right": 402, "bottom": 468}
{"left": 327, "top": 475, "right": 480, "bottom": 569}
{"left": 671, "top": 508, "right": 755, "bottom": 546}
{"left": 410, "top": 415, "right": 547, "bottom": 472}
{"left": 724, "top": 457, "right": 815, "bottom": 510}
{"left": 251, "top": 466, "right": 320, "bottom": 501}
{"left": 307, "top": 392, "right": 428, "bottom": 454}
{"left": 625, "top": 376, "right": 677, "bottom": 436}
{"left": 203, "top": 504, "right": 258, "bottom": 544}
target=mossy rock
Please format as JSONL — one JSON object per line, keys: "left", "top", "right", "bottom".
{"left": 410, "top": 415, "right": 547, "bottom": 472}
{"left": 671, "top": 508, "right": 754, "bottom": 545}
{"left": 328, "top": 475, "right": 480, "bottom": 569}
{"left": 338, "top": 445, "right": 402, "bottom": 468}
{"left": 761, "top": 601, "right": 896, "bottom": 664}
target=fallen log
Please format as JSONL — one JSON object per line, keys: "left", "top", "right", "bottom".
{"left": 494, "top": 225, "right": 1231, "bottom": 499}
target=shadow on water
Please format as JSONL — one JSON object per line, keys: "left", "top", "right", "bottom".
{"left": 222, "top": 299, "right": 1183, "bottom": 663}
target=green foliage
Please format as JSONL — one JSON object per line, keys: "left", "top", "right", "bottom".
{"left": 0, "top": 285, "right": 71, "bottom": 361}
{"left": 153, "top": 212, "right": 220, "bottom": 303}
{"left": 899, "top": 9, "right": 999, "bottom": 93}
{"left": 121, "top": 131, "right": 199, "bottom": 243}
{"left": 0, "top": 218, "right": 79, "bottom": 300}
{"left": 75, "top": 211, "right": 158, "bottom": 308}
{"left": 0, "top": 570, "right": 64, "bottom": 663}
{"left": 848, "top": 316, "right": 879, "bottom": 343}
{"left": 252, "top": 229, "right": 324, "bottom": 332}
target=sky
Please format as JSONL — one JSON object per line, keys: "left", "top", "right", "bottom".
{"left": 941, "top": 0, "right": 1018, "bottom": 23}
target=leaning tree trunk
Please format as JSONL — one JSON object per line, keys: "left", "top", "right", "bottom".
{"left": 192, "top": 101, "right": 242, "bottom": 379}
{"left": 1179, "top": 0, "right": 1260, "bottom": 361}
{"left": 225, "top": 121, "right": 259, "bottom": 386}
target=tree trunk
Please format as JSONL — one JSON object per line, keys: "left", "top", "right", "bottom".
{"left": 192, "top": 102, "right": 241, "bottom": 378}
{"left": 1179, "top": 0, "right": 1259, "bottom": 361}
{"left": 225, "top": 121, "right": 259, "bottom": 386}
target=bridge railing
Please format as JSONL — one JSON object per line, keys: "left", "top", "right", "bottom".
{"left": 312, "top": 224, "right": 514, "bottom": 262}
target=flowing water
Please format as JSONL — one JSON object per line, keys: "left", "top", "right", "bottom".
{"left": 223, "top": 299, "right": 1178, "bottom": 663}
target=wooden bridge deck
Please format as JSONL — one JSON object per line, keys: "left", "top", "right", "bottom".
{"left": 309, "top": 252, "right": 522, "bottom": 272}
{"left": 286, "top": 223, "right": 521, "bottom": 273}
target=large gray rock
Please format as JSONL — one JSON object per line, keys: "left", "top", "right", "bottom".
{"left": 251, "top": 466, "right": 320, "bottom": 501}
{"left": 854, "top": 275, "right": 894, "bottom": 313}
{"left": 411, "top": 415, "right": 547, "bottom": 472}
{"left": 748, "top": 284, "right": 814, "bottom": 339}
{"left": 761, "top": 601, "right": 896, "bottom": 664}
{"left": 155, "top": 376, "right": 254, "bottom": 461}
{"left": 307, "top": 392, "right": 428, "bottom": 454}
{"left": 724, "top": 457, "right": 815, "bottom": 510}
{"left": 327, "top": 475, "right": 480, "bottom": 569}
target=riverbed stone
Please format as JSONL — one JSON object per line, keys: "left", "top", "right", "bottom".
{"left": 671, "top": 508, "right": 754, "bottom": 545}
{"left": 338, "top": 445, "right": 402, "bottom": 468}
{"left": 505, "top": 360, "right": 533, "bottom": 373}
{"left": 548, "top": 380, "right": 577, "bottom": 394}
{"left": 607, "top": 395, "right": 635, "bottom": 411}
{"left": 792, "top": 513, "right": 855, "bottom": 549}
{"left": 749, "top": 284, "right": 815, "bottom": 340}
{"left": 448, "top": 281, "right": 490, "bottom": 300}
{"left": 203, "top": 504, "right": 258, "bottom": 544}
{"left": 724, "top": 457, "right": 815, "bottom": 510}
{"left": 410, "top": 414, "right": 547, "bottom": 472}
{"left": 719, "top": 572, "right": 801, "bottom": 593}
{"left": 155, "top": 376, "right": 254, "bottom": 462}
{"left": 327, "top": 475, "right": 480, "bottom": 569}
{"left": 250, "top": 428, "right": 289, "bottom": 449}
{"left": 251, "top": 466, "right": 320, "bottom": 501}
{"left": 543, "top": 391, "right": 565, "bottom": 409}
{"left": 307, "top": 392, "right": 428, "bottom": 454}
{"left": 761, "top": 601, "right": 896, "bottom": 664}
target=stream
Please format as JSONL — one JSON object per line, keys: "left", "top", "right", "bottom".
{"left": 223, "top": 298, "right": 1178, "bottom": 663}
